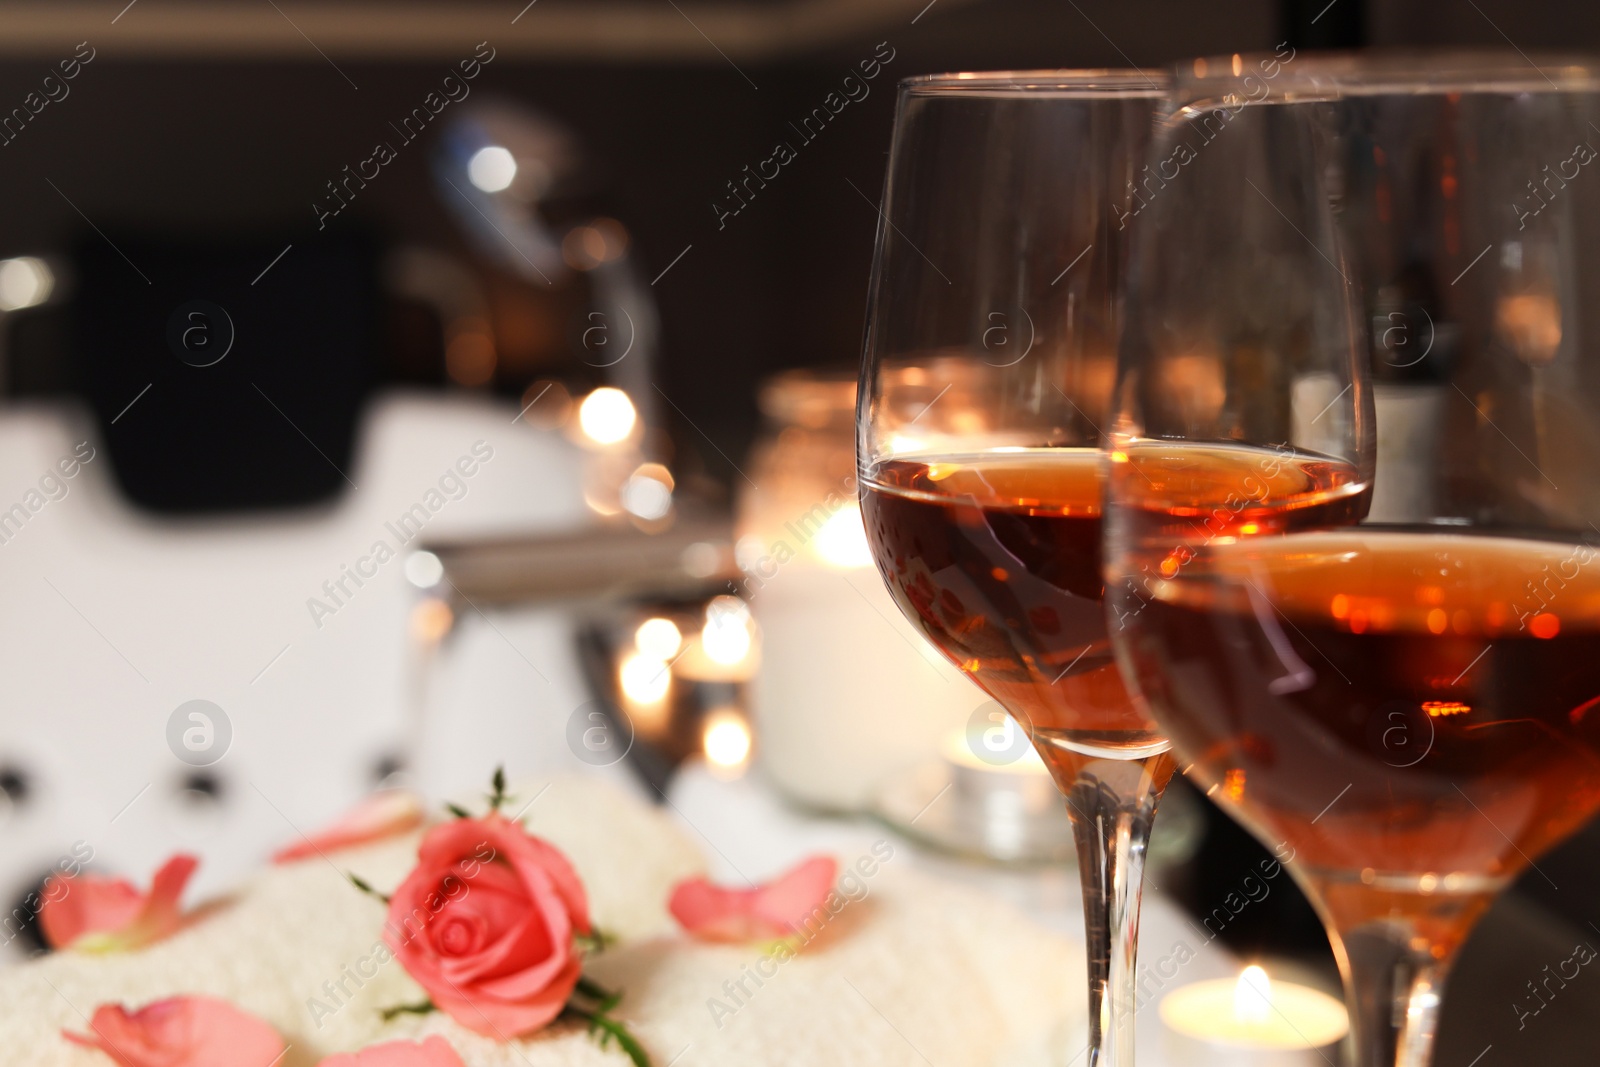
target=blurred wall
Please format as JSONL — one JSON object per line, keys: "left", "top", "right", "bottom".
{"left": 0, "top": 0, "right": 1282, "bottom": 485}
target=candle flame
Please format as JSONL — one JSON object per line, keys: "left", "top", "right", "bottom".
{"left": 702, "top": 596, "right": 754, "bottom": 665}
{"left": 1234, "top": 965, "right": 1272, "bottom": 1024}
{"left": 619, "top": 652, "right": 670, "bottom": 705}
{"left": 635, "top": 617, "right": 683, "bottom": 660}
{"left": 578, "top": 387, "right": 637, "bottom": 445}
{"left": 703, "top": 708, "right": 752, "bottom": 772}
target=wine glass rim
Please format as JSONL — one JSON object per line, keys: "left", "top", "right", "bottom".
{"left": 1175, "top": 48, "right": 1600, "bottom": 97}
{"left": 900, "top": 69, "right": 1170, "bottom": 97}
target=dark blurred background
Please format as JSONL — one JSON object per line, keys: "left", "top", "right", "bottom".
{"left": 5, "top": 0, "right": 1600, "bottom": 1056}
{"left": 6, "top": 0, "right": 1590, "bottom": 473}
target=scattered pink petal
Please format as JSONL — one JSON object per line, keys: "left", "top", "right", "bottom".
{"left": 62, "top": 996, "right": 284, "bottom": 1067}
{"left": 40, "top": 854, "right": 198, "bottom": 953}
{"left": 273, "top": 790, "right": 424, "bottom": 864}
{"left": 670, "top": 855, "right": 838, "bottom": 943}
{"left": 318, "top": 1036, "right": 466, "bottom": 1067}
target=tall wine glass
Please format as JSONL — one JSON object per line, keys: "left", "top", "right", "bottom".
{"left": 1107, "top": 52, "right": 1600, "bottom": 1067}
{"left": 857, "top": 70, "right": 1169, "bottom": 1067}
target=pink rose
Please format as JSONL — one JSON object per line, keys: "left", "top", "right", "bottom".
{"left": 39, "top": 854, "right": 197, "bottom": 952}
{"left": 319, "top": 1036, "right": 465, "bottom": 1067}
{"left": 274, "top": 790, "right": 424, "bottom": 863}
{"left": 670, "top": 855, "right": 837, "bottom": 943}
{"left": 384, "top": 813, "right": 590, "bottom": 1037}
{"left": 63, "top": 996, "right": 284, "bottom": 1067}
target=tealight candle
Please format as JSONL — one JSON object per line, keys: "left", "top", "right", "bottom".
{"left": 929, "top": 725, "right": 1071, "bottom": 858}
{"left": 1160, "top": 965, "right": 1348, "bottom": 1067}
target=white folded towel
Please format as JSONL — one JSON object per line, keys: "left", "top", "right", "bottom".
{"left": 2, "top": 776, "right": 1077, "bottom": 1066}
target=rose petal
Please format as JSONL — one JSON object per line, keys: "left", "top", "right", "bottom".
{"left": 753, "top": 856, "right": 839, "bottom": 930}
{"left": 442, "top": 860, "right": 533, "bottom": 944}
{"left": 669, "top": 881, "right": 783, "bottom": 942}
{"left": 274, "top": 791, "right": 424, "bottom": 864}
{"left": 465, "top": 910, "right": 567, "bottom": 997}
{"left": 418, "top": 815, "right": 591, "bottom": 935}
{"left": 430, "top": 952, "right": 582, "bottom": 1037}
{"left": 318, "top": 1036, "right": 466, "bottom": 1067}
{"left": 437, "top": 864, "right": 569, "bottom": 990}
{"left": 62, "top": 996, "right": 284, "bottom": 1067}
{"left": 502, "top": 834, "right": 590, "bottom": 938}
{"left": 670, "top": 855, "right": 838, "bottom": 943}
{"left": 41, "top": 854, "right": 198, "bottom": 953}
{"left": 37, "top": 877, "right": 143, "bottom": 951}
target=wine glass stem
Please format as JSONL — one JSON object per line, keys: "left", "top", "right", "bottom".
{"left": 1340, "top": 923, "right": 1450, "bottom": 1067}
{"left": 1062, "top": 751, "right": 1172, "bottom": 1067}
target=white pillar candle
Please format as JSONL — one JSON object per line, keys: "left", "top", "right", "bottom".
{"left": 750, "top": 556, "right": 974, "bottom": 810}
{"left": 1160, "top": 966, "right": 1348, "bottom": 1067}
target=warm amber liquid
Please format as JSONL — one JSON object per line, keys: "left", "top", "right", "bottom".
{"left": 862, "top": 449, "right": 1163, "bottom": 758}
{"left": 1110, "top": 442, "right": 1600, "bottom": 916}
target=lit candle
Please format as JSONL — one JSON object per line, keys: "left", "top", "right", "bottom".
{"left": 1160, "top": 965, "right": 1348, "bottom": 1066}
{"left": 675, "top": 597, "right": 760, "bottom": 682}
{"left": 702, "top": 707, "right": 752, "bottom": 778}
{"left": 936, "top": 722, "right": 1064, "bottom": 857}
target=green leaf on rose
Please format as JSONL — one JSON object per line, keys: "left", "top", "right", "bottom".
{"left": 562, "top": 1000, "right": 649, "bottom": 1067}
{"left": 380, "top": 998, "right": 435, "bottom": 1020}
{"left": 444, "top": 802, "right": 472, "bottom": 819}
{"left": 348, "top": 873, "right": 391, "bottom": 904}
{"left": 586, "top": 1010, "right": 650, "bottom": 1067}
{"left": 575, "top": 927, "right": 616, "bottom": 955}
{"left": 574, "top": 974, "right": 621, "bottom": 1012}
{"left": 488, "top": 764, "right": 510, "bottom": 811}
{"left": 564, "top": 976, "right": 648, "bottom": 1065}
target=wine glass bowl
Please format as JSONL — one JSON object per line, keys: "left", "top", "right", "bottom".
{"left": 864, "top": 447, "right": 1165, "bottom": 761}
{"left": 1107, "top": 52, "right": 1600, "bottom": 1067}
{"left": 859, "top": 72, "right": 1171, "bottom": 763}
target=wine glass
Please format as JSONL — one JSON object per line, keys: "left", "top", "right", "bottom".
{"left": 857, "top": 70, "right": 1170, "bottom": 1067}
{"left": 1106, "top": 52, "right": 1600, "bottom": 1067}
